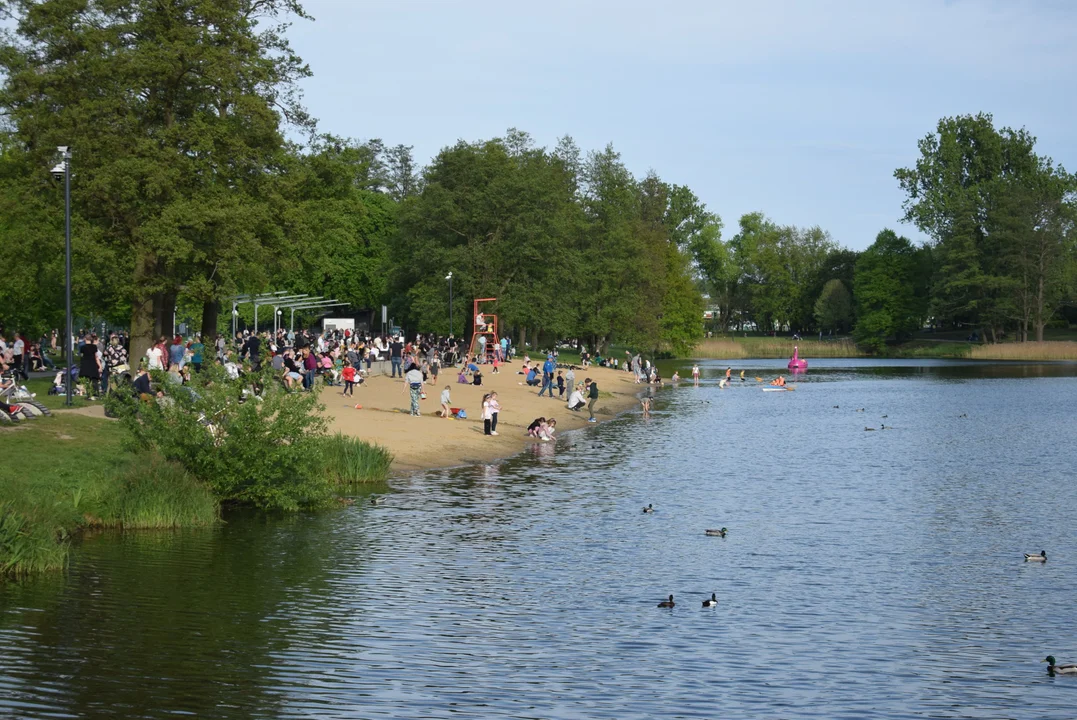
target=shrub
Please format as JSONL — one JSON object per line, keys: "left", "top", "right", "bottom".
{"left": 319, "top": 433, "right": 393, "bottom": 485}
{"left": 106, "top": 365, "right": 335, "bottom": 511}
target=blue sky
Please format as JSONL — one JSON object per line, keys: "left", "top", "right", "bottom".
{"left": 287, "top": 0, "right": 1077, "bottom": 250}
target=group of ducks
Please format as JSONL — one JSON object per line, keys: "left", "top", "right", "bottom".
{"left": 642, "top": 505, "right": 1071, "bottom": 672}
{"left": 1022, "top": 554, "right": 1073, "bottom": 674}
{"left": 642, "top": 503, "right": 727, "bottom": 608}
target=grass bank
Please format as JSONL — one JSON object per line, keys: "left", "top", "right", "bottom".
{"left": 0, "top": 413, "right": 218, "bottom": 577}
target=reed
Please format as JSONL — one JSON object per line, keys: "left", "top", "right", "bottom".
{"left": 969, "top": 341, "right": 1077, "bottom": 361}
{"left": 101, "top": 455, "right": 220, "bottom": 529}
{"left": 691, "top": 337, "right": 865, "bottom": 359}
{"left": 0, "top": 502, "right": 69, "bottom": 577}
{"left": 319, "top": 432, "right": 394, "bottom": 484}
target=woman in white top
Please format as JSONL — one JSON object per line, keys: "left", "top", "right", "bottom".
{"left": 567, "top": 387, "right": 585, "bottom": 411}
{"left": 146, "top": 344, "right": 165, "bottom": 370}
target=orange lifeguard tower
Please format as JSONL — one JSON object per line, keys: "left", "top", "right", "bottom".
{"left": 468, "top": 298, "right": 501, "bottom": 363}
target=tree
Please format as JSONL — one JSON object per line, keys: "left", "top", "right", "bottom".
{"left": 895, "top": 113, "right": 1075, "bottom": 340}
{"left": 853, "top": 230, "right": 927, "bottom": 351}
{"left": 814, "top": 279, "right": 853, "bottom": 333}
{"left": 0, "top": 0, "right": 314, "bottom": 361}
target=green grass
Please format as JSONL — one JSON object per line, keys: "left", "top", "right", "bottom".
{"left": 0, "top": 414, "right": 218, "bottom": 577}
{"left": 21, "top": 377, "right": 102, "bottom": 410}
{"left": 319, "top": 432, "right": 394, "bottom": 485}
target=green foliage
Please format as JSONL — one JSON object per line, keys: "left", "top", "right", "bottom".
{"left": 0, "top": 0, "right": 314, "bottom": 359}
{"left": 814, "top": 279, "right": 853, "bottom": 332}
{"left": 729, "top": 213, "right": 836, "bottom": 332}
{"left": 106, "top": 365, "right": 334, "bottom": 511}
{"left": 100, "top": 455, "right": 219, "bottom": 529}
{"left": 895, "top": 112, "right": 1077, "bottom": 340}
{"left": 0, "top": 501, "right": 68, "bottom": 577}
{"left": 853, "top": 230, "right": 928, "bottom": 351}
{"left": 0, "top": 413, "right": 220, "bottom": 576}
{"left": 318, "top": 433, "right": 393, "bottom": 485}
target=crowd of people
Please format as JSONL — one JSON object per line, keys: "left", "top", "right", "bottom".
{"left": 2, "top": 321, "right": 661, "bottom": 444}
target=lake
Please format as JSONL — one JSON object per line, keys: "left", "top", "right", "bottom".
{"left": 2, "top": 359, "right": 1077, "bottom": 719}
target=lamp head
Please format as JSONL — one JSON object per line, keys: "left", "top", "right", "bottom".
{"left": 445, "top": 272, "right": 452, "bottom": 280}
{"left": 51, "top": 162, "right": 66, "bottom": 181}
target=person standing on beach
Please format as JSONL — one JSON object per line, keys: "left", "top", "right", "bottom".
{"left": 538, "top": 354, "right": 556, "bottom": 397}
{"left": 565, "top": 366, "right": 575, "bottom": 397}
{"left": 390, "top": 336, "right": 404, "bottom": 378}
{"left": 342, "top": 364, "right": 356, "bottom": 396}
{"left": 586, "top": 377, "right": 599, "bottom": 422}
{"left": 483, "top": 391, "right": 501, "bottom": 435}
{"left": 440, "top": 385, "right": 452, "bottom": 419}
{"left": 403, "top": 362, "right": 424, "bottom": 416}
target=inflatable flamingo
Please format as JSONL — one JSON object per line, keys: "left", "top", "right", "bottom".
{"left": 788, "top": 345, "right": 808, "bottom": 370}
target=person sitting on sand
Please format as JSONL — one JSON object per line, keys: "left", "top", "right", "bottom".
{"left": 527, "top": 417, "right": 546, "bottom": 439}
{"left": 567, "top": 385, "right": 585, "bottom": 411}
{"left": 524, "top": 366, "right": 539, "bottom": 386}
{"left": 471, "top": 365, "right": 483, "bottom": 386}
{"left": 545, "top": 418, "right": 557, "bottom": 440}
{"left": 457, "top": 369, "right": 469, "bottom": 384}
{"left": 440, "top": 385, "right": 452, "bottom": 419}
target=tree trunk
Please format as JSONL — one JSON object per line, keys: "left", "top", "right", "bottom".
{"left": 200, "top": 300, "right": 219, "bottom": 342}
{"left": 517, "top": 325, "right": 527, "bottom": 350}
{"left": 129, "top": 254, "right": 157, "bottom": 368}
{"left": 1035, "top": 273, "right": 1046, "bottom": 342}
{"left": 530, "top": 326, "right": 541, "bottom": 352}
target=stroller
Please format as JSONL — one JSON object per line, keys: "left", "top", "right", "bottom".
{"left": 47, "top": 366, "right": 82, "bottom": 397}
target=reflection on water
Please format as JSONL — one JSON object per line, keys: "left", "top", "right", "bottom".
{"left": 2, "top": 360, "right": 1077, "bottom": 719}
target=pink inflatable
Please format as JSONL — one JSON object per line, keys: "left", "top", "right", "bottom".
{"left": 788, "top": 345, "right": 807, "bottom": 370}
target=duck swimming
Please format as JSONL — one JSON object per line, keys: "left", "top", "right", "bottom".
{"left": 705, "top": 528, "right": 727, "bottom": 537}
{"left": 657, "top": 594, "right": 675, "bottom": 608}
{"left": 1024, "top": 550, "right": 1047, "bottom": 562}
{"left": 642, "top": 504, "right": 654, "bottom": 514}
{"left": 702, "top": 593, "right": 718, "bottom": 608}
{"left": 1044, "top": 656, "right": 1077, "bottom": 674}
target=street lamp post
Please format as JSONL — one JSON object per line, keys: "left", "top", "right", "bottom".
{"left": 52, "top": 147, "right": 73, "bottom": 407}
{"left": 445, "top": 272, "right": 453, "bottom": 337}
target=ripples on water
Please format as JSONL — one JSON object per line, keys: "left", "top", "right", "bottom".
{"left": 2, "top": 361, "right": 1077, "bottom": 719}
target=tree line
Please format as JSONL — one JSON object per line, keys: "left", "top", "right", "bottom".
{"left": 0, "top": 1, "right": 1073, "bottom": 360}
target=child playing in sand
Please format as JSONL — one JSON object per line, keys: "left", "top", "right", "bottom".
{"left": 457, "top": 369, "right": 469, "bottom": 384}
{"left": 441, "top": 385, "right": 452, "bottom": 419}
{"left": 543, "top": 418, "right": 557, "bottom": 441}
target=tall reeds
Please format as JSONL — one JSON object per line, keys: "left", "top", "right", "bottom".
{"left": 691, "top": 337, "right": 865, "bottom": 359}
{"left": 319, "top": 432, "right": 394, "bottom": 484}
{"left": 969, "top": 341, "right": 1077, "bottom": 361}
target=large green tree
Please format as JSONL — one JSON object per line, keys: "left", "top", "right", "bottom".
{"left": 0, "top": 0, "right": 313, "bottom": 359}
{"left": 895, "top": 113, "right": 1075, "bottom": 341}
{"left": 853, "top": 230, "right": 927, "bottom": 351}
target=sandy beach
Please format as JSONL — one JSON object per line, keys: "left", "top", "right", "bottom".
{"left": 319, "top": 363, "right": 642, "bottom": 472}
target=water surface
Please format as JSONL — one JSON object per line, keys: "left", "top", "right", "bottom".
{"left": 2, "top": 359, "right": 1077, "bottom": 719}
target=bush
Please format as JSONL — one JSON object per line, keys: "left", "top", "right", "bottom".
{"left": 319, "top": 432, "right": 393, "bottom": 485}
{"left": 106, "top": 365, "right": 335, "bottom": 511}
